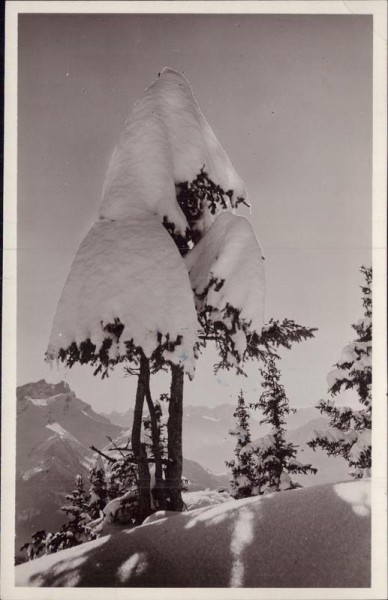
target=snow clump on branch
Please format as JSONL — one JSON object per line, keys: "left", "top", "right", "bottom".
{"left": 185, "top": 211, "right": 265, "bottom": 359}
{"left": 47, "top": 217, "right": 198, "bottom": 375}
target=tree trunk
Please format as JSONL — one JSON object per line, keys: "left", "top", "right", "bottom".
{"left": 144, "top": 381, "right": 166, "bottom": 510}
{"left": 131, "top": 353, "right": 152, "bottom": 522}
{"left": 166, "top": 363, "right": 184, "bottom": 511}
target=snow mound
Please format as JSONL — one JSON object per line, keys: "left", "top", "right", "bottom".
{"left": 143, "top": 511, "right": 182, "bottom": 525}
{"left": 100, "top": 67, "right": 247, "bottom": 233}
{"left": 185, "top": 211, "right": 265, "bottom": 343}
{"left": 182, "top": 489, "right": 231, "bottom": 511}
{"left": 47, "top": 216, "right": 198, "bottom": 375}
{"left": 15, "top": 480, "right": 371, "bottom": 588}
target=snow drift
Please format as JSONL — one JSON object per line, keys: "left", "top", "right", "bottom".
{"left": 15, "top": 479, "right": 370, "bottom": 588}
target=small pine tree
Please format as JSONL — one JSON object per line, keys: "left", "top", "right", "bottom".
{"left": 226, "top": 319, "right": 317, "bottom": 498}
{"left": 94, "top": 439, "right": 141, "bottom": 524}
{"left": 20, "top": 530, "right": 47, "bottom": 561}
{"left": 308, "top": 266, "right": 372, "bottom": 478}
{"left": 59, "top": 474, "right": 92, "bottom": 545}
{"left": 88, "top": 462, "right": 108, "bottom": 519}
{"left": 226, "top": 391, "right": 256, "bottom": 498}
{"left": 250, "top": 353, "right": 317, "bottom": 494}
{"left": 21, "top": 449, "right": 142, "bottom": 562}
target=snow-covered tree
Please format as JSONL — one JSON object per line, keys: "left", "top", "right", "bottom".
{"left": 88, "top": 462, "right": 108, "bottom": 519}
{"left": 226, "top": 319, "right": 317, "bottom": 497}
{"left": 106, "top": 454, "right": 138, "bottom": 501}
{"left": 89, "top": 437, "right": 143, "bottom": 525}
{"left": 185, "top": 211, "right": 265, "bottom": 375}
{"left": 20, "top": 530, "right": 47, "bottom": 561}
{"left": 47, "top": 68, "right": 266, "bottom": 517}
{"left": 59, "top": 474, "right": 93, "bottom": 544}
{"left": 308, "top": 266, "right": 372, "bottom": 478}
{"left": 21, "top": 450, "right": 141, "bottom": 561}
{"left": 250, "top": 353, "right": 317, "bottom": 493}
{"left": 22, "top": 474, "right": 95, "bottom": 561}
{"left": 226, "top": 391, "right": 256, "bottom": 498}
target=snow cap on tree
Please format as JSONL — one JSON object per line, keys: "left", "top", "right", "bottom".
{"left": 47, "top": 216, "right": 199, "bottom": 375}
{"left": 100, "top": 67, "right": 248, "bottom": 236}
{"left": 185, "top": 211, "right": 266, "bottom": 359}
{"left": 47, "top": 67, "right": 258, "bottom": 378}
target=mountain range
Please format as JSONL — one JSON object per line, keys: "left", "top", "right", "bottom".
{"left": 103, "top": 402, "right": 351, "bottom": 485}
{"left": 15, "top": 380, "right": 228, "bottom": 562}
{"left": 15, "top": 380, "right": 351, "bottom": 563}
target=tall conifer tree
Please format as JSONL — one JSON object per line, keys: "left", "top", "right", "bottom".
{"left": 308, "top": 267, "right": 372, "bottom": 478}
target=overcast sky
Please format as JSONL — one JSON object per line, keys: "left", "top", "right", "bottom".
{"left": 17, "top": 13, "right": 372, "bottom": 413}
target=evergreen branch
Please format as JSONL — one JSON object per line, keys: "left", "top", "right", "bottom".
{"left": 90, "top": 445, "right": 116, "bottom": 464}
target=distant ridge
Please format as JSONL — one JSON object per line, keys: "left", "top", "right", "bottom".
{"left": 102, "top": 401, "right": 352, "bottom": 484}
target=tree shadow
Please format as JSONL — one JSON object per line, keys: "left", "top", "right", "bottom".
{"left": 243, "top": 482, "right": 371, "bottom": 587}
{"left": 16, "top": 481, "right": 371, "bottom": 588}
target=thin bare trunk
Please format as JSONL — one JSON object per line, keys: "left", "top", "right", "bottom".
{"left": 131, "top": 353, "right": 152, "bottom": 522}
{"left": 144, "top": 382, "right": 166, "bottom": 510}
{"left": 166, "top": 363, "right": 184, "bottom": 511}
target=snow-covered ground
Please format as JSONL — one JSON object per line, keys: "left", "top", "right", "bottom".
{"left": 15, "top": 479, "right": 371, "bottom": 588}
{"left": 182, "top": 489, "right": 231, "bottom": 511}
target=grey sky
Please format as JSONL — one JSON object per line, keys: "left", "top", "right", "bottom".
{"left": 17, "top": 14, "right": 372, "bottom": 413}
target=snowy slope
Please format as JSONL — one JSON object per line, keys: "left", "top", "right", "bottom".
{"left": 15, "top": 380, "right": 124, "bottom": 562}
{"left": 15, "top": 479, "right": 371, "bottom": 588}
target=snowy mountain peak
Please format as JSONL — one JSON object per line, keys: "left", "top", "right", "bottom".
{"left": 17, "top": 380, "right": 70, "bottom": 402}
{"left": 27, "top": 393, "right": 68, "bottom": 407}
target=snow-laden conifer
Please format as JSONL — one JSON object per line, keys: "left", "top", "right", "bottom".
{"left": 308, "top": 266, "right": 372, "bottom": 478}
{"left": 88, "top": 460, "right": 108, "bottom": 519}
{"left": 185, "top": 211, "right": 265, "bottom": 373}
{"left": 46, "top": 67, "right": 266, "bottom": 516}
{"left": 250, "top": 354, "right": 317, "bottom": 493}
{"left": 226, "top": 391, "right": 256, "bottom": 498}
{"left": 227, "top": 320, "right": 317, "bottom": 497}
